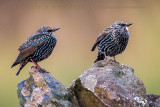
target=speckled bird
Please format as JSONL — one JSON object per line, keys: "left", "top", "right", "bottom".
{"left": 91, "top": 21, "right": 132, "bottom": 62}
{"left": 11, "top": 26, "right": 60, "bottom": 76}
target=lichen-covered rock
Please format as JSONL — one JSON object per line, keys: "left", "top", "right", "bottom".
{"left": 17, "top": 67, "right": 79, "bottom": 107}
{"left": 147, "top": 94, "right": 160, "bottom": 107}
{"left": 17, "top": 61, "right": 159, "bottom": 107}
{"left": 70, "top": 60, "right": 149, "bottom": 107}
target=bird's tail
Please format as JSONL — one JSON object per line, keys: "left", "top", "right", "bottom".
{"left": 16, "top": 60, "right": 28, "bottom": 76}
{"left": 11, "top": 53, "right": 22, "bottom": 68}
{"left": 91, "top": 44, "right": 97, "bottom": 51}
{"left": 94, "top": 52, "right": 105, "bottom": 63}
{"left": 11, "top": 59, "right": 19, "bottom": 68}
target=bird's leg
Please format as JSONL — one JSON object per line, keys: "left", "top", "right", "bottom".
{"left": 113, "top": 56, "right": 116, "bottom": 62}
{"left": 30, "top": 59, "right": 41, "bottom": 69}
{"left": 113, "top": 56, "right": 119, "bottom": 63}
{"left": 30, "top": 59, "right": 48, "bottom": 73}
{"left": 103, "top": 52, "right": 107, "bottom": 61}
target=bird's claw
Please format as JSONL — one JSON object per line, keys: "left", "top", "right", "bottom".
{"left": 112, "top": 60, "right": 119, "bottom": 64}
{"left": 39, "top": 68, "right": 49, "bottom": 73}
{"left": 32, "top": 66, "right": 49, "bottom": 73}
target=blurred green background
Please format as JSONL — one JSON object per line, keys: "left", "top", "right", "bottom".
{"left": 0, "top": 0, "right": 160, "bottom": 106}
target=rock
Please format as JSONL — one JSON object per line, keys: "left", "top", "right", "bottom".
{"left": 147, "top": 94, "right": 160, "bottom": 107}
{"left": 70, "top": 60, "right": 149, "bottom": 107}
{"left": 17, "top": 60, "right": 160, "bottom": 107}
{"left": 17, "top": 67, "right": 80, "bottom": 107}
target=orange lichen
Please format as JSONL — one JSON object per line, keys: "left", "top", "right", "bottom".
{"left": 21, "top": 87, "right": 30, "bottom": 96}
{"left": 42, "top": 84, "right": 51, "bottom": 92}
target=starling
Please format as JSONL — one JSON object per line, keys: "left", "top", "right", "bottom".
{"left": 11, "top": 26, "right": 60, "bottom": 76}
{"left": 91, "top": 21, "right": 132, "bottom": 63}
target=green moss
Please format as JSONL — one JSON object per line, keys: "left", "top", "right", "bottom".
{"left": 71, "top": 79, "right": 106, "bottom": 107}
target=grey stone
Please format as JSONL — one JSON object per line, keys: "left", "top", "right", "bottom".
{"left": 147, "top": 94, "right": 160, "bottom": 107}
{"left": 70, "top": 60, "right": 149, "bottom": 107}
{"left": 17, "top": 60, "right": 160, "bottom": 107}
{"left": 17, "top": 67, "right": 80, "bottom": 107}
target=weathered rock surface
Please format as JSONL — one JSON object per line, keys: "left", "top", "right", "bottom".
{"left": 70, "top": 60, "right": 149, "bottom": 107}
{"left": 147, "top": 94, "right": 160, "bottom": 107}
{"left": 17, "top": 67, "right": 79, "bottom": 107}
{"left": 17, "top": 60, "right": 160, "bottom": 107}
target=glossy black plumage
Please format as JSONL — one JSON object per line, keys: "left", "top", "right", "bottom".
{"left": 11, "top": 26, "right": 60, "bottom": 76}
{"left": 91, "top": 21, "right": 132, "bottom": 62}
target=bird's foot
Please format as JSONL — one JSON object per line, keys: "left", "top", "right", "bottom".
{"left": 30, "top": 59, "right": 49, "bottom": 73}
{"left": 36, "top": 66, "right": 49, "bottom": 73}
{"left": 105, "top": 57, "right": 108, "bottom": 61}
{"left": 32, "top": 66, "right": 49, "bottom": 73}
{"left": 113, "top": 60, "right": 119, "bottom": 64}
{"left": 113, "top": 57, "right": 119, "bottom": 63}
{"left": 39, "top": 68, "right": 49, "bottom": 73}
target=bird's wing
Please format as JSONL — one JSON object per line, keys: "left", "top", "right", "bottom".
{"left": 91, "top": 29, "right": 113, "bottom": 51}
{"left": 18, "top": 34, "right": 47, "bottom": 59}
{"left": 11, "top": 34, "right": 47, "bottom": 67}
{"left": 18, "top": 34, "right": 46, "bottom": 51}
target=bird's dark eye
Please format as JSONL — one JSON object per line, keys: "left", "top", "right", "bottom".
{"left": 120, "top": 23, "right": 126, "bottom": 26}
{"left": 47, "top": 29, "right": 52, "bottom": 32}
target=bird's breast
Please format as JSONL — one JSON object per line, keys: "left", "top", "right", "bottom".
{"left": 30, "top": 36, "right": 57, "bottom": 62}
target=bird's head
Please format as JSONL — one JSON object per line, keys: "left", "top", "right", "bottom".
{"left": 37, "top": 25, "right": 60, "bottom": 35}
{"left": 112, "top": 21, "right": 132, "bottom": 29}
